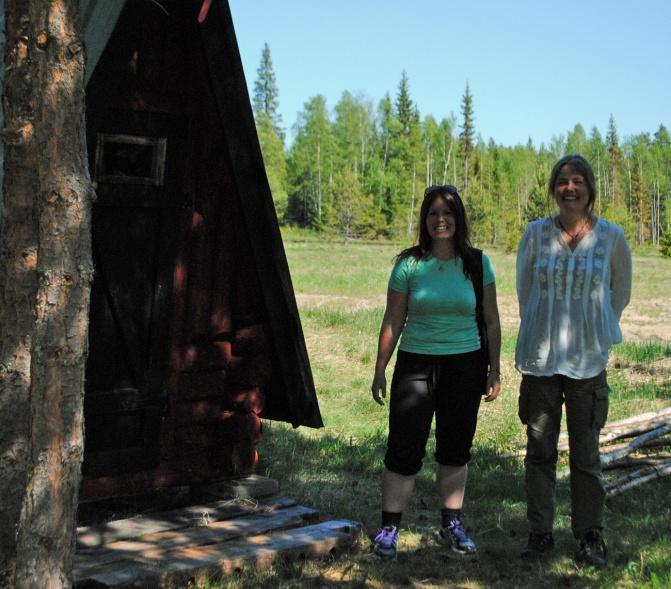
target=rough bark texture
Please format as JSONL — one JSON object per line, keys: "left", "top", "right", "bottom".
{"left": 0, "top": 1, "right": 91, "bottom": 587}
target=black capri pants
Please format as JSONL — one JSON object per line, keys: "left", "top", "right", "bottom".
{"left": 384, "top": 349, "right": 487, "bottom": 476}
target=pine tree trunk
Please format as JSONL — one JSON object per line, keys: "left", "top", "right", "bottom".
{"left": 0, "top": 1, "right": 91, "bottom": 587}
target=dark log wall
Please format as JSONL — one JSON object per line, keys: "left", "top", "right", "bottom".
{"left": 80, "top": 0, "right": 271, "bottom": 501}
{"left": 167, "top": 34, "right": 268, "bottom": 478}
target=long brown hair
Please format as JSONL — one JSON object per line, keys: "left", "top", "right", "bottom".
{"left": 397, "top": 185, "right": 478, "bottom": 280}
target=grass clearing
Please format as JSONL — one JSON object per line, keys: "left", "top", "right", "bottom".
{"left": 209, "top": 233, "right": 671, "bottom": 588}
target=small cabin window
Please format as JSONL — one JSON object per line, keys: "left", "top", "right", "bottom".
{"left": 95, "top": 133, "right": 167, "bottom": 186}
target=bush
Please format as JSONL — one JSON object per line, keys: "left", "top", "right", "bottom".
{"left": 660, "top": 229, "right": 671, "bottom": 258}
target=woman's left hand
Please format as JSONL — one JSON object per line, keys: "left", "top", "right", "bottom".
{"left": 484, "top": 371, "right": 501, "bottom": 402}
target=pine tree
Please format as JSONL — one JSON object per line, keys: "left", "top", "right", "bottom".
{"left": 0, "top": 1, "right": 92, "bottom": 584}
{"left": 390, "top": 73, "right": 423, "bottom": 237}
{"left": 459, "top": 82, "right": 475, "bottom": 194}
{"left": 588, "top": 126, "right": 606, "bottom": 214}
{"left": 660, "top": 228, "right": 671, "bottom": 257}
{"left": 654, "top": 124, "right": 671, "bottom": 149}
{"left": 252, "top": 43, "right": 283, "bottom": 139}
{"left": 252, "top": 43, "right": 288, "bottom": 216}
{"left": 606, "top": 114, "right": 623, "bottom": 207}
{"left": 524, "top": 162, "right": 551, "bottom": 223}
{"left": 395, "top": 71, "right": 414, "bottom": 135}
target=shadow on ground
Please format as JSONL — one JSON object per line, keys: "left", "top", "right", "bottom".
{"left": 244, "top": 424, "right": 671, "bottom": 589}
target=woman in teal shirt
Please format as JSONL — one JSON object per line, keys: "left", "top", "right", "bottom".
{"left": 371, "top": 185, "right": 501, "bottom": 559}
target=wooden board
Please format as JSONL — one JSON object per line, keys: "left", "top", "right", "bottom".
{"left": 77, "top": 495, "right": 295, "bottom": 548}
{"left": 75, "top": 519, "right": 361, "bottom": 588}
{"left": 75, "top": 505, "right": 319, "bottom": 574}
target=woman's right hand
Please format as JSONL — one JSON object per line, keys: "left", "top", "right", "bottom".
{"left": 371, "top": 288, "right": 407, "bottom": 407}
{"left": 371, "top": 371, "right": 387, "bottom": 406}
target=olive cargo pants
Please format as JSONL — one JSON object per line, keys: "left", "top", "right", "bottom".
{"left": 518, "top": 371, "right": 609, "bottom": 538}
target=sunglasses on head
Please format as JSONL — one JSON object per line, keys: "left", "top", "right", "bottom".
{"left": 424, "top": 184, "right": 461, "bottom": 199}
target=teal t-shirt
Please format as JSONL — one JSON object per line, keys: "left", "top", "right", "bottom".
{"left": 388, "top": 253, "right": 495, "bottom": 355}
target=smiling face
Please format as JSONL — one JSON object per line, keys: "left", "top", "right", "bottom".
{"left": 425, "top": 196, "right": 456, "bottom": 243}
{"left": 553, "top": 165, "right": 591, "bottom": 216}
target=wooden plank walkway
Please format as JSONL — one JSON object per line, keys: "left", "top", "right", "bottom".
{"left": 74, "top": 476, "right": 361, "bottom": 588}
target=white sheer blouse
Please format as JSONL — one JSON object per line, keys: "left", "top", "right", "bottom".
{"left": 515, "top": 217, "right": 632, "bottom": 379}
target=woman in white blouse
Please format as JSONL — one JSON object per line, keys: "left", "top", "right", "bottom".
{"left": 515, "top": 154, "right": 632, "bottom": 567}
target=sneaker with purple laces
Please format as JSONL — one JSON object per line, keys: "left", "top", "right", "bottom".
{"left": 437, "top": 516, "right": 477, "bottom": 557}
{"left": 373, "top": 525, "right": 399, "bottom": 559}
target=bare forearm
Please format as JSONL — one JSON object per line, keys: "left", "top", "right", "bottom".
{"left": 371, "top": 289, "right": 408, "bottom": 405}
{"left": 375, "top": 289, "right": 408, "bottom": 374}
{"left": 375, "top": 321, "right": 402, "bottom": 374}
{"left": 482, "top": 282, "right": 501, "bottom": 374}
{"left": 486, "top": 320, "right": 501, "bottom": 373}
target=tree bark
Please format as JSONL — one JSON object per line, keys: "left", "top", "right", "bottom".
{"left": 603, "top": 455, "right": 671, "bottom": 470}
{"left": 502, "top": 409, "right": 671, "bottom": 459}
{"left": 605, "top": 460, "right": 671, "bottom": 497}
{"left": 600, "top": 424, "right": 671, "bottom": 467}
{"left": 599, "top": 407, "right": 671, "bottom": 432}
{"left": 0, "top": 1, "right": 91, "bottom": 587}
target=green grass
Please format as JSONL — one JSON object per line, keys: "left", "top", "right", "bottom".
{"left": 612, "top": 340, "right": 671, "bottom": 364}
{"left": 207, "top": 236, "right": 671, "bottom": 588}
{"left": 284, "top": 241, "right": 398, "bottom": 297}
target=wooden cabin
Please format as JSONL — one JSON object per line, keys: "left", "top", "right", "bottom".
{"left": 79, "top": 0, "right": 322, "bottom": 502}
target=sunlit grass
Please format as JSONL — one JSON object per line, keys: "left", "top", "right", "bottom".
{"left": 612, "top": 340, "right": 671, "bottom": 364}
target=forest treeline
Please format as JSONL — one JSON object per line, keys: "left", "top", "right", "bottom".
{"left": 252, "top": 44, "right": 671, "bottom": 253}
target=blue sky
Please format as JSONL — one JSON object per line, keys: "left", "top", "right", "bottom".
{"left": 227, "top": 1, "right": 670, "bottom": 148}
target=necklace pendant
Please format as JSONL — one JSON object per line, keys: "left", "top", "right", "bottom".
{"left": 438, "top": 264, "right": 444, "bottom": 272}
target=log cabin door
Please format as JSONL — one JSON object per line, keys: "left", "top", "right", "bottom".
{"left": 83, "top": 111, "right": 184, "bottom": 478}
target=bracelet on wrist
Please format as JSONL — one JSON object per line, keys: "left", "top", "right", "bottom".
{"left": 488, "top": 368, "right": 500, "bottom": 375}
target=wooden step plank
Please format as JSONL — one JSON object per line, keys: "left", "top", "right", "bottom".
{"left": 76, "top": 520, "right": 361, "bottom": 588}
{"left": 75, "top": 505, "right": 319, "bottom": 574}
{"left": 77, "top": 495, "right": 296, "bottom": 548}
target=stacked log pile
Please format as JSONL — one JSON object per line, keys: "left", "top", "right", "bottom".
{"left": 597, "top": 408, "right": 671, "bottom": 496}
{"left": 505, "top": 407, "right": 671, "bottom": 496}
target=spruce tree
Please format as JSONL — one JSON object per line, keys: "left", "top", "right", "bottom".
{"left": 654, "top": 124, "right": 670, "bottom": 149}
{"left": 252, "top": 43, "right": 288, "bottom": 216}
{"left": 606, "top": 113, "right": 623, "bottom": 207}
{"left": 253, "top": 43, "right": 283, "bottom": 139}
{"left": 589, "top": 126, "right": 606, "bottom": 214}
{"left": 524, "top": 164, "right": 551, "bottom": 223}
{"left": 390, "top": 72, "right": 423, "bottom": 237}
{"left": 660, "top": 228, "right": 671, "bottom": 258}
{"left": 459, "top": 82, "right": 475, "bottom": 193}
{"left": 395, "top": 71, "right": 414, "bottom": 135}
